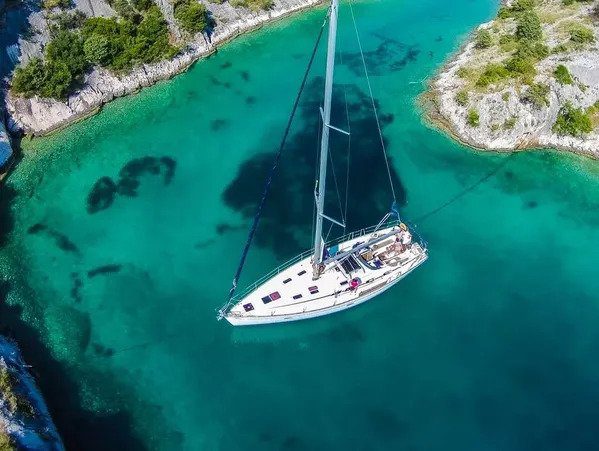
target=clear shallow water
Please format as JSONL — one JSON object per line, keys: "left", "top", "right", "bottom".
{"left": 2, "top": 0, "right": 599, "bottom": 449}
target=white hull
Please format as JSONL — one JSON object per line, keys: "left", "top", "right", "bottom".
{"left": 224, "top": 223, "right": 427, "bottom": 326}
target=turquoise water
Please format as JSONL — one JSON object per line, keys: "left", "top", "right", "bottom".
{"left": 2, "top": 0, "right": 599, "bottom": 449}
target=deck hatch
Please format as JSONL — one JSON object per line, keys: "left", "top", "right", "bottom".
{"left": 243, "top": 303, "right": 254, "bottom": 312}
{"left": 308, "top": 286, "right": 319, "bottom": 294}
{"left": 270, "top": 291, "right": 281, "bottom": 301}
{"left": 261, "top": 296, "right": 272, "bottom": 304}
{"left": 293, "top": 294, "right": 302, "bottom": 300}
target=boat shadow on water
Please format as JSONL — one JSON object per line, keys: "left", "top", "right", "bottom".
{"left": 221, "top": 77, "right": 407, "bottom": 258}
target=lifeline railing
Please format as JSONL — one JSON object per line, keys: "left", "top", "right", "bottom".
{"left": 230, "top": 220, "right": 406, "bottom": 302}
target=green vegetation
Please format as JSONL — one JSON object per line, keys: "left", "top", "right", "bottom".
{"left": 467, "top": 108, "right": 480, "bottom": 127}
{"left": 455, "top": 90, "right": 469, "bottom": 106}
{"left": 504, "top": 116, "right": 517, "bottom": 129}
{"left": 554, "top": 64, "right": 573, "bottom": 84}
{"left": 0, "top": 367, "right": 19, "bottom": 414}
{"left": 516, "top": 10, "right": 543, "bottom": 40}
{"left": 173, "top": 0, "right": 209, "bottom": 34}
{"left": 476, "top": 63, "right": 510, "bottom": 87}
{"left": 475, "top": 29, "right": 492, "bottom": 49}
{"left": 569, "top": 24, "right": 595, "bottom": 45}
{"left": 0, "top": 427, "right": 15, "bottom": 451}
{"left": 521, "top": 83, "right": 549, "bottom": 108}
{"left": 553, "top": 101, "right": 593, "bottom": 136}
{"left": 12, "top": 4, "right": 178, "bottom": 99}
{"left": 48, "top": 10, "right": 87, "bottom": 35}
{"left": 502, "top": 91, "right": 510, "bottom": 101}
{"left": 230, "top": 0, "right": 274, "bottom": 11}
{"left": 43, "top": 0, "right": 71, "bottom": 9}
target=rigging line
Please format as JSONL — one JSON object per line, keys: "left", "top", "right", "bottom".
{"left": 414, "top": 154, "right": 515, "bottom": 224}
{"left": 328, "top": 131, "right": 346, "bottom": 226}
{"left": 348, "top": 0, "right": 397, "bottom": 203}
{"left": 339, "top": 49, "right": 352, "bottom": 231}
{"left": 221, "top": 11, "right": 329, "bottom": 316}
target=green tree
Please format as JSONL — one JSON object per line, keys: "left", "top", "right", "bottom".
{"left": 553, "top": 102, "right": 593, "bottom": 136}
{"left": 173, "top": 0, "right": 208, "bottom": 34}
{"left": 475, "top": 29, "right": 493, "bottom": 49}
{"left": 45, "top": 30, "right": 88, "bottom": 75}
{"left": 11, "top": 58, "right": 46, "bottom": 97}
{"left": 516, "top": 11, "right": 542, "bottom": 41}
{"left": 84, "top": 34, "right": 111, "bottom": 64}
{"left": 521, "top": 83, "right": 549, "bottom": 109}
{"left": 40, "top": 60, "right": 73, "bottom": 98}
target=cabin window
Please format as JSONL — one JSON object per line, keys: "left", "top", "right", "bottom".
{"left": 283, "top": 278, "right": 292, "bottom": 284}
{"left": 261, "top": 296, "right": 272, "bottom": 304}
{"left": 269, "top": 291, "right": 281, "bottom": 301}
{"left": 243, "top": 303, "right": 254, "bottom": 312}
{"left": 293, "top": 294, "right": 302, "bottom": 300}
{"left": 298, "top": 270, "right": 307, "bottom": 276}
{"left": 309, "top": 286, "right": 319, "bottom": 294}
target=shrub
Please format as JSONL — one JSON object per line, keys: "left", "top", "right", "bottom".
{"left": 516, "top": 11, "right": 542, "bottom": 41}
{"left": 467, "top": 109, "right": 480, "bottom": 127}
{"left": 521, "top": 83, "right": 549, "bottom": 108}
{"left": 173, "top": 0, "right": 208, "bottom": 34}
{"left": 569, "top": 25, "right": 595, "bottom": 45}
{"left": 475, "top": 29, "right": 492, "bottom": 49}
{"left": 230, "top": 0, "right": 273, "bottom": 10}
{"left": 48, "top": 10, "right": 87, "bottom": 35}
{"left": 515, "top": 39, "right": 548, "bottom": 60}
{"left": 554, "top": 64, "right": 573, "bottom": 84}
{"left": 476, "top": 63, "right": 510, "bottom": 87}
{"left": 504, "top": 116, "right": 517, "bottom": 129}
{"left": 84, "top": 34, "right": 111, "bottom": 64}
{"left": 553, "top": 102, "right": 593, "bottom": 136}
{"left": 455, "top": 90, "right": 469, "bottom": 106}
{"left": 43, "top": 0, "right": 72, "bottom": 9}
{"left": 45, "top": 30, "right": 87, "bottom": 75}
{"left": 502, "top": 91, "right": 510, "bottom": 101}
{"left": 505, "top": 55, "right": 536, "bottom": 78}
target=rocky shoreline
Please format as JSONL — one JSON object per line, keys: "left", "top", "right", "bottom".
{"left": 4, "top": 0, "right": 322, "bottom": 136}
{"left": 423, "top": 0, "right": 599, "bottom": 160}
{"left": 0, "top": 336, "right": 64, "bottom": 450}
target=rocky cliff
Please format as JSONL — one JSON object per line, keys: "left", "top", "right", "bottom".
{"left": 0, "top": 336, "right": 64, "bottom": 450}
{"left": 424, "top": 0, "right": 599, "bottom": 159}
{"left": 3, "top": 0, "right": 321, "bottom": 135}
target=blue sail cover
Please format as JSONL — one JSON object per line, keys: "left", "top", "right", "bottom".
{"left": 0, "top": 120, "right": 12, "bottom": 169}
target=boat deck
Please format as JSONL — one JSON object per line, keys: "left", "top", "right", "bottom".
{"left": 226, "top": 223, "right": 427, "bottom": 325}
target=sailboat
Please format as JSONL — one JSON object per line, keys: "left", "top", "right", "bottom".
{"left": 218, "top": 0, "right": 428, "bottom": 326}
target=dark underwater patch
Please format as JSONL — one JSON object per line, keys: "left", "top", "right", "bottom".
{"left": 88, "top": 264, "right": 123, "bottom": 278}
{"left": 87, "top": 177, "right": 117, "bottom": 214}
{"left": 27, "top": 223, "right": 47, "bottom": 234}
{"left": 222, "top": 78, "right": 406, "bottom": 256}
{"left": 92, "top": 343, "right": 115, "bottom": 358}
{"left": 240, "top": 70, "right": 250, "bottom": 82}
{"left": 215, "top": 222, "right": 246, "bottom": 235}
{"left": 46, "top": 229, "right": 81, "bottom": 255}
{"left": 220, "top": 61, "right": 232, "bottom": 69}
{"left": 194, "top": 239, "right": 216, "bottom": 250}
{"left": 210, "top": 119, "right": 229, "bottom": 132}
{"left": 324, "top": 323, "right": 365, "bottom": 343}
{"left": 87, "top": 157, "right": 176, "bottom": 213}
{"left": 341, "top": 36, "right": 420, "bottom": 76}
{"left": 0, "top": 185, "right": 18, "bottom": 248}
{"left": 245, "top": 96, "right": 257, "bottom": 105}
{"left": 525, "top": 200, "right": 538, "bottom": 209}
{"left": 26, "top": 223, "right": 81, "bottom": 256}
{"left": 70, "top": 273, "right": 83, "bottom": 303}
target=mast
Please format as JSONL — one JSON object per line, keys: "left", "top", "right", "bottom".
{"left": 312, "top": 0, "right": 339, "bottom": 278}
